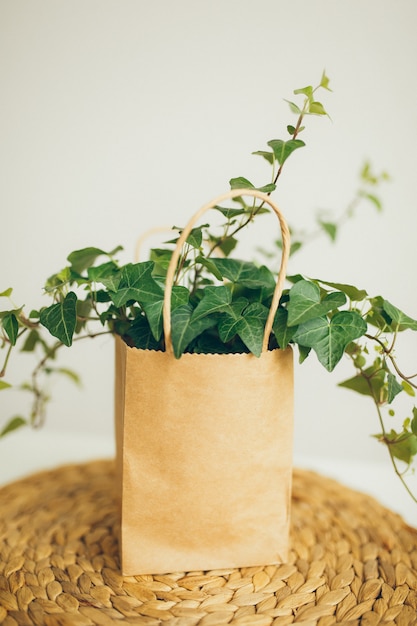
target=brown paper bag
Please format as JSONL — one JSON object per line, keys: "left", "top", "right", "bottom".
{"left": 115, "top": 189, "right": 294, "bottom": 576}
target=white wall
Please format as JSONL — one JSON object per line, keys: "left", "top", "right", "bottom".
{"left": 1, "top": 1, "right": 417, "bottom": 508}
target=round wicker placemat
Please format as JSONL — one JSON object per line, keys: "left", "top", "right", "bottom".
{"left": 0, "top": 461, "right": 416, "bottom": 626}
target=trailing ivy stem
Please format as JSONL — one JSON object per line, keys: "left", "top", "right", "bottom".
{"left": 365, "top": 332, "right": 417, "bottom": 389}
{"left": 30, "top": 329, "right": 113, "bottom": 427}
{"left": 197, "top": 92, "right": 315, "bottom": 271}
{"left": 362, "top": 364, "right": 417, "bottom": 505}
{"left": 201, "top": 97, "right": 312, "bottom": 268}
{"left": 388, "top": 329, "right": 398, "bottom": 354}
{"left": 0, "top": 326, "right": 28, "bottom": 377}
{"left": 273, "top": 110, "right": 306, "bottom": 186}
{"left": 0, "top": 341, "right": 13, "bottom": 377}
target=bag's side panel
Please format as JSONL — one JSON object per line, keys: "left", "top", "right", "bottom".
{"left": 114, "top": 336, "right": 127, "bottom": 507}
{"left": 121, "top": 347, "right": 293, "bottom": 576}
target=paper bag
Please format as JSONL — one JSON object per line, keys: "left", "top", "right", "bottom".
{"left": 115, "top": 188, "right": 294, "bottom": 576}
{"left": 115, "top": 339, "right": 293, "bottom": 575}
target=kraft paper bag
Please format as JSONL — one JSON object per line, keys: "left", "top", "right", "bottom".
{"left": 114, "top": 188, "right": 294, "bottom": 576}
{"left": 115, "top": 337, "right": 293, "bottom": 576}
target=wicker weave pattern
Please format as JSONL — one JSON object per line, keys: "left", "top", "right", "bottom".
{"left": 0, "top": 460, "right": 416, "bottom": 625}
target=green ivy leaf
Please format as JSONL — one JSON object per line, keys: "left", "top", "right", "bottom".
{"left": 171, "top": 304, "right": 217, "bottom": 358}
{"left": 360, "top": 161, "right": 381, "bottom": 185}
{"left": 285, "top": 100, "right": 302, "bottom": 115}
{"left": 320, "top": 70, "right": 331, "bottom": 90}
{"left": 216, "top": 300, "right": 268, "bottom": 356}
{"left": 312, "top": 279, "right": 368, "bottom": 302}
{"left": 74, "top": 298, "right": 94, "bottom": 333}
{"left": 218, "top": 298, "right": 249, "bottom": 343}
{"left": 40, "top": 291, "right": 77, "bottom": 347}
{"left": 109, "top": 262, "right": 163, "bottom": 308}
{"left": 191, "top": 285, "right": 232, "bottom": 323}
{"left": 252, "top": 150, "right": 274, "bottom": 165}
{"left": 286, "top": 274, "right": 305, "bottom": 284}
{"left": 141, "top": 285, "right": 189, "bottom": 341}
{"left": 67, "top": 246, "right": 123, "bottom": 274}
{"left": 267, "top": 139, "right": 305, "bottom": 166}
{"left": 210, "top": 259, "right": 275, "bottom": 290}
{"left": 87, "top": 261, "right": 119, "bottom": 282}
{"left": 0, "top": 381, "right": 11, "bottom": 390}
{"left": 229, "top": 177, "right": 275, "bottom": 194}
{"left": 293, "top": 311, "right": 367, "bottom": 372}
{"left": 382, "top": 300, "right": 417, "bottom": 331}
{"left": 318, "top": 220, "right": 337, "bottom": 242}
{"left": 257, "top": 183, "right": 277, "bottom": 193}
{"left": 294, "top": 85, "right": 313, "bottom": 100}
{"left": 2, "top": 313, "right": 19, "bottom": 346}
{"left": 359, "top": 191, "right": 383, "bottom": 212}
{"left": 402, "top": 381, "right": 416, "bottom": 397}
{"left": 55, "top": 367, "right": 81, "bottom": 385}
{"left": 186, "top": 225, "right": 208, "bottom": 249}
{"left": 287, "top": 280, "right": 346, "bottom": 326}
{"left": 21, "top": 329, "right": 40, "bottom": 352}
{"left": 195, "top": 255, "right": 224, "bottom": 281}
{"left": 411, "top": 408, "right": 417, "bottom": 435}
{"left": 387, "top": 372, "right": 403, "bottom": 404}
{"left": 0, "top": 416, "right": 27, "bottom": 437}
{"left": 365, "top": 296, "right": 392, "bottom": 330}
{"left": 98, "top": 272, "right": 123, "bottom": 293}
{"left": 229, "top": 176, "right": 255, "bottom": 190}
{"left": 273, "top": 307, "right": 297, "bottom": 349}
{"left": 338, "top": 367, "right": 387, "bottom": 403}
{"left": 288, "top": 241, "right": 303, "bottom": 256}
{"left": 0, "top": 288, "right": 13, "bottom": 298}
{"left": 235, "top": 302, "right": 269, "bottom": 357}
{"left": 298, "top": 344, "right": 311, "bottom": 364}
{"left": 213, "top": 205, "right": 247, "bottom": 219}
{"left": 126, "top": 315, "right": 162, "bottom": 351}
{"left": 384, "top": 429, "right": 417, "bottom": 465}
{"left": 149, "top": 248, "right": 173, "bottom": 275}
{"left": 308, "top": 101, "right": 327, "bottom": 116}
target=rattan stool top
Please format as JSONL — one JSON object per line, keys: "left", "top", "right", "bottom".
{"left": 0, "top": 460, "right": 416, "bottom": 626}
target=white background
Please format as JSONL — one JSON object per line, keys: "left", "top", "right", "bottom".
{"left": 1, "top": 1, "right": 417, "bottom": 525}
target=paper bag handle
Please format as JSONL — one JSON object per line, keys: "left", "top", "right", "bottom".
{"left": 163, "top": 188, "right": 291, "bottom": 355}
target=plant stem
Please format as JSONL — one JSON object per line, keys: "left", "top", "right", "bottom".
{"left": 0, "top": 326, "right": 29, "bottom": 377}
{"left": 204, "top": 95, "right": 312, "bottom": 262}
{"left": 0, "top": 342, "right": 13, "bottom": 377}
{"left": 357, "top": 355, "right": 417, "bottom": 504}
{"left": 30, "top": 329, "right": 112, "bottom": 427}
{"left": 374, "top": 398, "right": 417, "bottom": 505}
{"left": 365, "top": 333, "right": 417, "bottom": 389}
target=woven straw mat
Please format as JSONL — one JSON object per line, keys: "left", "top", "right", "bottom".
{"left": 0, "top": 461, "right": 416, "bottom": 626}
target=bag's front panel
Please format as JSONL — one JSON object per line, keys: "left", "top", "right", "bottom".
{"left": 118, "top": 343, "right": 293, "bottom": 575}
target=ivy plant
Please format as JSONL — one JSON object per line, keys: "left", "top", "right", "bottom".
{"left": 1, "top": 72, "right": 417, "bottom": 503}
